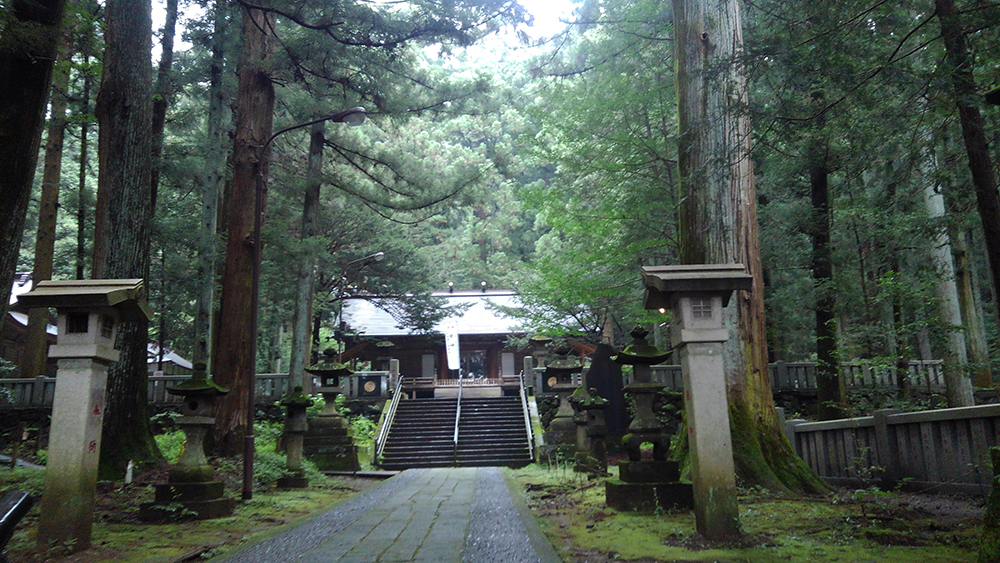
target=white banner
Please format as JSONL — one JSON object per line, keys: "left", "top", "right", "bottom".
{"left": 443, "top": 321, "right": 460, "bottom": 371}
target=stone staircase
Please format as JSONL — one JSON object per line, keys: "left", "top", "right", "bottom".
{"left": 378, "top": 396, "right": 533, "bottom": 470}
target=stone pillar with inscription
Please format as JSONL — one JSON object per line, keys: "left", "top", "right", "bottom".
{"left": 19, "top": 280, "right": 151, "bottom": 553}
{"left": 641, "top": 264, "right": 752, "bottom": 539}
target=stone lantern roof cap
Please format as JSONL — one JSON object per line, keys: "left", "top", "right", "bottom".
{"left": 168, "top": 361, "right": 229, "bottom": 396}
{"left": 17, "top": 278, "right": 152, "bottom": 322}
{"left": 613, "top": 326, "right": 671, "bottom": 365}
{"left": 306, "top": 349, "right": 354, "bottom": 377}
{"left": 641, "top": 264, "right": 752, "bottom": 310}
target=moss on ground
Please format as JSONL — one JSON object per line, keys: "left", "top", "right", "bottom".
{"left": 509, "top": 464, "right": 982, "bottom": 562}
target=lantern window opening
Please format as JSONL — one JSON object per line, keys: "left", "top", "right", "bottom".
{"left": 67, "top": 312, "right": 89, "bottom": 333}
{"left": 691, "top": 298, "right": 713, "bottom": 319}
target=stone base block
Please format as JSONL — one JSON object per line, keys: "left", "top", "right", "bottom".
{"left": 168, "top": 464, "right": 216, "bottom": 483}
{"left": 154, "top": 480, "right": 225, "bottom": 503}
{"left": 276, "top": 476, "right": 310, "bottom": 489}
{"left": 139, "top": 496, "right": 235, "bottom": 521}
{"left": 305, "top": 446, "right": 360, "bottom": 472}
{"left": 618, "top": 460, "right": 679, "bottom": 483}
{"left": 605, "top": 480, "right": 693, "bottom": 513}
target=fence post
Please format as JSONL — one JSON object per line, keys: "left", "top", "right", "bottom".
{"left": 874, "top": 408, "right": 902, "bottom": 490}
{"left": 31, "top": 376, "right": 46, "bottom": 406}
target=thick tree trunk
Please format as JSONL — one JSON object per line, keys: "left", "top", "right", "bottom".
{"left": 0, "top": 0, "right": 67, "bottom": 341}
{"left": 289, "top": 124, "right": 324, "bottom": 390}
{"left": 673, "top": 0, "right": 826, "bottom": 493}
{"left": 935, "top": 0, "right": 1000, "bottom": 335}
{"left": 212, "top": 4, "right": 276, "bottom": 456}
{"left": 924, "top": 179, "right": 973, "bottom": 405}
{"left": 193, "top": 3, "right": 230, "bottom": 369}
{"left": 22, "top": 32, "right": 73, "bottom": 379}
{"left": 810, "top": 142, "right": 846, "bottom": 420}
{"left": 93, "top": 0, "right": 158, "bottom": 478}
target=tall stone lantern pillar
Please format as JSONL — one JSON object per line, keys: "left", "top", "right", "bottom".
{"left": 18, "top": 279, "right": 151, "bottom": 553}
{"left": 641, "top": 264, "right": 752, "bottom": 539}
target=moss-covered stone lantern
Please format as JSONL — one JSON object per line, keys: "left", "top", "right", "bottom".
{"left": 278, "top": 386, "right": 313, "bottom": 488}
{"left": 302, "top": 349, "right": 359, "bottom": 471}
{"left": 140, "top": 361, "right": 234, "bottom": 520}
{"left": 606, "top": 326, "right": 692, "bottom": 513}
{"left": 541, "top": 346, "right": 582, "bottom": 450}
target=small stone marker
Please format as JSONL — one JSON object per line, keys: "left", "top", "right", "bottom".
{"left": 18, "top": 279, "right": 151, "bottom": 553}
{"left": 641, "top": 264, "right": 752, "bottom": 539}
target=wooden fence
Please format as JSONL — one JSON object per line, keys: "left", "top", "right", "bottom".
{"left": 0, "top": 371, "right": 398, "bottom": 408}
{"left": 782, "top": 404, "right": 1000, "bottom": 495}
{"left": 0, "top": 373, "right": 297, "bottom": 408}
{"left": 645, "top": 360, "right": 945, "bottom": 392}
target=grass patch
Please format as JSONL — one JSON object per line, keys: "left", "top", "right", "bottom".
{"left": 508, "top": 464, "right": 983, "bottom": 562}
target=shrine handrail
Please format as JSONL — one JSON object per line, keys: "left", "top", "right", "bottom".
{"left": 453, "top": 377, "right": 463, "bottom": 458}
{"left": 518, "top": 371, "right": 533, "bottom": 459}
{"left": 375, "top": 375, "right": 405, "bottom": 461}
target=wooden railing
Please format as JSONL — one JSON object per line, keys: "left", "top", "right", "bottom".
{"left": 646, "top": 360, "right": 946, "bottom": 392}
{"left": 0, "top": 373, "right": 297, "bottom": 408}
{"left": 782, "top": 404, "right": 1000, "bottom": 495}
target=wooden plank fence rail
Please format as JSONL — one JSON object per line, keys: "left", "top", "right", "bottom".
{"left": 647, "top": 360, "right": 945, "bottom": 392}
{"left": 0, "top": 373, "right": 297, "bottom": 408}
{"left": 782, "top": 404, "right": 1000, "bottom": 496}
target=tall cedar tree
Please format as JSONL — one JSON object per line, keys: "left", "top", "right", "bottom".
{"left": 211, "top": 3, "right": 276, "bottom": 456}
{"left": 0, "top": 0, "right": 68, "bottom": 340}
{"left": 673, "top": 0, "right": 827, "bottom": 493}
{"left": 93, "top": 0, "right": 159, "bottom": 477}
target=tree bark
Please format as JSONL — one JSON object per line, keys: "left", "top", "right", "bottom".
{"left": 0, "top": 0, "right": 68, "bottom": 341}
{"left": 953, "top": 229, "right": 992, "bottom": 387}
{"left": 935, "top": 0, "right": 1000, "bottom": 336}
{"left": 289, "top": 123, "right": 324, "bottom": 391}
{"left": 924, "top": 179, "right": 973, "bottom": 405}
{"left": 810, "top": 141, "right": 846, "bottom": 420}
{"left": 149, "top": 0, "right": 177, "bottom": 212}
{"left": 22, "top": 32, "right": 74, "bottom": 378}
{"left": 193, "top": 2, "right": 230, "bottom": 369}
{"left": 93, "top": 0, "right": 158, "bottom": 478}
{"left": 673, "top": 0, "right": 826, "bottom": 493}
{"left": 212, "top": 3, "right": 276, "bottom": 456}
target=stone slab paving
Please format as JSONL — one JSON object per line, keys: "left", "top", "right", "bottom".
{"left": 214, "top": 467, "right": 561, "bottom": 563}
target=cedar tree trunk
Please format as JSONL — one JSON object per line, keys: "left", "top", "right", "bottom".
{"left": 0, "top": 0, "right": 67, "bottom": 340}
{"left": 93, "top": 0, "right": 158, "bottom": 478}
{"left": 212, "top": 4, "right": 276, "bottom": 456}
{"left": 673, "top": 0, "right": 827, "bottom": 493}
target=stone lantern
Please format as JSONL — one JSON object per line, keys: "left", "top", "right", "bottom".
{"left": 302, "top": 349, "right": 359, "bottom": 471}
{"left": 277, "top": 386, "right": 313, "bottom": 488}
{"left": 641, "top": 263, "right": 752, "bottom": 539}
{"left": 140, "top": 361, "right": 234, "bottom": 520}
{"left": 541, "top": 346, "right": 582, "bottom": 450}
{"left": 605, "top": 326, "right": 692, "bottom": 513}
{"left": 18, "top": 279, "right": 151, "bottom": 553}
{"left": 569, "top": 387, "right": 609, "bottom": 474}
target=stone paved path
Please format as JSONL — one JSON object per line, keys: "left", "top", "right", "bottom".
{"left": 215, "top": 467, "right": 561, "bottom": 563}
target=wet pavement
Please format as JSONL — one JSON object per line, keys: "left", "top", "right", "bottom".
{"left": 214, "top": 467, "right": 561, "bottom": 563}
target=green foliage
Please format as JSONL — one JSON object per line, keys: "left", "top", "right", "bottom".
{"left": 154, "top": 430, "right": 186, "bottom": 464}
{"left": 0, "top": 467, "right": 45, "bottom": 498}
